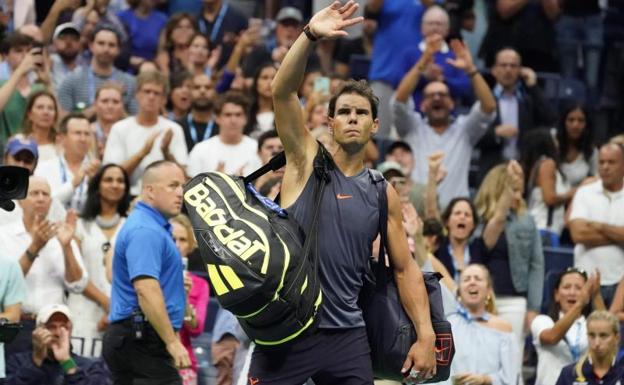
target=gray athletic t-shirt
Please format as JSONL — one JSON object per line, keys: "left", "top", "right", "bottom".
{"left": 287, "top": 166, "right": 380, "bottom": 329}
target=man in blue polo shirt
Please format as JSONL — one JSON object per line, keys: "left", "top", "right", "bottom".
{"left": 102, "top": 160, "right": 190, "bottom": 385}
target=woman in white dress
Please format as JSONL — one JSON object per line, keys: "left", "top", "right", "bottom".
{"left": 556, "top": 103, "right": 598, "bottom": 187}
{"left": 68, "top": 164, "right": 131, "bottom": 357}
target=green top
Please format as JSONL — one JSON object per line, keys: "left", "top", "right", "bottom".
{"left": 0, "top": 81, "right": 46, "bottom": 146}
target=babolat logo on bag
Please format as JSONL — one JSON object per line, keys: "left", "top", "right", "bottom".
{"left": 183, "top": 146, "right": 331, "bottom": 347}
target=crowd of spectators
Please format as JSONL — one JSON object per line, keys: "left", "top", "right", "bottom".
{"left": 0, "top": 0, "right": 623, "bottom": 384}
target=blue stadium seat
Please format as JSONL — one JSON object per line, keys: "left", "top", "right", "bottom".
{"left": 348, "top": 54, "right": 371, "bottom": 80}
{"left": 541, "top": 246, "right": 574, "bottom": 312}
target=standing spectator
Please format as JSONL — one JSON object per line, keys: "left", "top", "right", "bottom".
{"left": 103, "top": 160, "right": 190, "bottom": 384}
{"left": 58, "top": 25, "right": 138, "bottom": 116}
{"left": 168, "top": 71, "right": 193, "bottom": 121}
{"left": 475, "top": 161, "right": 544, "bottom": 344}
{"left": 5, "top": 303, "right": 111, "bottom": 385}
{"left": 392, "top": 37, "right": 497, "bottom": 208}
{"left": 19, "top": 90, "right": 59, "bottom": 162}
{"left": 557, "top": 103, "right": 598, "bottom": 187}
{"left": 67, "top": 164, "right": 130, "bottom": 358}
{"left": 555, "top": 311, "right": 623, "bottom": 385}
{"left": 246, "top": 63, "right": 276, "bottom": 136}
{"left": 521, "top": 129, "right": 575, "bottom": 243}
{"left": 0, "top": 257, "right": 26, "bottom": 382}
{"left": 170, "top": 214, "right": 209, "bottom": 385}
{"left": 186, "top": 33, "right": 217, "bottom": 77}
{"left": 117, "top": 0, "right": 167, "bottom": 70}
{"left": 569, "top": 143, "right": 624, "bottom": 307}
{"left": 0, "top": 176, "right": 87, "bottom": 355}
{"left": 395, "top": 5, "right": 471, "bottom": 113}
{"left": 71, "top": 0, "right": 127, "bottom": 44}
{"left": 50, "top": 23, "right": 85, "bottom": 92}
{"left": 531, "top": 268, "right": 605, "bottom": 385}
{"left": 155, "top": 13, "right": 197, "bottom": 77}
{"left": 0, "top": 34, "right": 47, "bottom": 144}
{"left": 441, "top": 264, "right": 520, "bottom": 385}
{"left": 187, "top": 91, "right": 261, "bottom": 177}
{"left": 366, "top": 0, "right": 430, "bottom": 138}
{"left": 34, "top": 113, "right": 101, "bottom": 212}
{"left": 476, "top": 47, "right": 557, "bottom": 184}
{"left": 177, "top": 73, "right": 219, "bottom": 152}
{"left": 92, "top": 83, "right": 126, "bottom": 159}
{"left": 198, "top": 0, "right": 248, "bottom": 68}
{"left": 103, "top": 71, "right": 188, "bottom": 196}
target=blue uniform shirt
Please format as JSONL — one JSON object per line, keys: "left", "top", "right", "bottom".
{"left": 109, "top": 202, "right": 185, "bottom": 329}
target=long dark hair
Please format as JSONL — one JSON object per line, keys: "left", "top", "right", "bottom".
{"left": 81, "top": 164, "right": 131, "bottom": 220}
{"left": 556, "top": 102, "right": 595, "bottom": 164}
{"left": 520, "top": 128, "right": 563, "bottom": 194}
{"left": 246, "top": 62, "right": 276, "bottom": 134}
{"left": 547, "top": 268, "right": 591, "bottom": 322}
{"left": 441, "top": 197, "right": 479, "bottom": 237}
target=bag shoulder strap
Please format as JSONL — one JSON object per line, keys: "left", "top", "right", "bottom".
{"left": 243, "top": 151, "right": 286, "bottom": 184}
{"left": 368, "top": 169, "right": 389, "bottom": 286}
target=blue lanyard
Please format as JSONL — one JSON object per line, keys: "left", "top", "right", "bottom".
{"left": 449, "top": 242, "right": 471, "bottom": 282}
{"left": 199, "top": 3, "right": 229, "bottom": 43}
{"left": 188, "top": 114, "right": 214, "bottom": 144}
{"left": 566, "top": 320, "right": 583, "bottom": 361}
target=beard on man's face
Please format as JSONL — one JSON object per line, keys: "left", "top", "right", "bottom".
{"left": 192, "top": 98, "right": 213, "bottom": 111}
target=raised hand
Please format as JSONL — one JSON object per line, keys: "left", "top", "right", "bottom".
{"left": 32, "top": 327, "right": 54, "bottom": 366}
{"left": 308, "top": 1, "right": 364, "bottom": 40}
{"left": 507, "top": 160, "right": 524, "bottom": 193}
{"left": 16, "top": 47, "right": 44, "bottom": 77}
{"left": 141, "top": 130, "right": 160, "bottom": 157}
{"left": 428, "top": 151, "right": 447, "bottom": 185}
{"left": 401, "top": 202, "right": 423, "bottom": 238}
{"left": 57, "top": 209, "right": 77, "bottom": 247}
{"left": 423, "top": 34, "right": 443, "bottom": 58}
{"left": 446, "top": 39, "right": 476, "bottom": 73}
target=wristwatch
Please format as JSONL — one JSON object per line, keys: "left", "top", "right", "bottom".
{"left": 303, "top": 25, "right": 318, "bottom": 42}
{"left": 25, "top": 249, "right": 38, "bottom": 262}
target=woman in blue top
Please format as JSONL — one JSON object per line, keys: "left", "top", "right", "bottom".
{"left": 118, "top": 0, "right": 168, "bottom": 71}
{"left": 443, "top": 263, "right": 520, "bottom": 385}
{"left": 555, "top": 310, "right": 623, "bottom": 385}
{"left": 474, "top": 161, "right": 544, "bottom": 343}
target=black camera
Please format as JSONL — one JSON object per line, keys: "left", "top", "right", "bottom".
{"left": 0, "top": 165, "right": 29, "bottom": 212}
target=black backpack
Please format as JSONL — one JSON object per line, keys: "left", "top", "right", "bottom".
{"left": 183, "top": 145, "right": 332, "bottom": 347}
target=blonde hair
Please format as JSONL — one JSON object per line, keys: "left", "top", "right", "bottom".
{"left": 136, "top": 70, "right": 169, "bottom": 95}
{"left": 170, "top": 214, "right": 197, "bottom": 251}
{"left": 474, "top": 163, "right": 526, "bottom": 222}
{"left": 458, "top": 263, "right": 498, "bottom": 315}
{"left": 304, "top": 92, "right": 330, "bottom": 125}
{"left": 574, "top": 310, "right": 620, "bottom": 381}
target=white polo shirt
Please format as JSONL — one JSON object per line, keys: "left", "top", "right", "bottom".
{"left": 569, "top": 179, "right": 624, "bottom": 285}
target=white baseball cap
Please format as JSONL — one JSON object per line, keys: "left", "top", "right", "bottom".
{"left": 36, "top": 304, "right": 72, "bottom": 326}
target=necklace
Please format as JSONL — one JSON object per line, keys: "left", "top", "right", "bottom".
{"left": 96, "top": 213, "right": 121, "bottom": 229}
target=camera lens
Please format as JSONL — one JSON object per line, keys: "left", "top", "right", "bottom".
{"left": 0, "top": 173, "right": 18, "bottom": 194}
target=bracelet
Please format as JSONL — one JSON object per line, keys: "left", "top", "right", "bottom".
{"left": 25, "top": 249, "right": 38, "bottom": 262}
{"left": 60, "top": 358, "right": 77, "bottom": 374}
{"left": 303, "top": 25, "right": 318, "bottom": 42}
{"left": 467, "top": 69, "right": 479, "bottom": 78}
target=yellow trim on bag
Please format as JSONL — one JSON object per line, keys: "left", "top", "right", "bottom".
{"left": 300, "top": 276, "right": 308, "bottom": 294}
{"left": 207, "top": 264, "right": 229, "bottom": 295}
{"left": 219, "top": 265, "right": 244, "bottom": 290}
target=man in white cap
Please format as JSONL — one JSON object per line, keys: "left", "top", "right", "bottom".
{"left": 50, "top": 22, "right": 85, "bottom": 92}
{"left": 5, "top": 303, "right": 111, "bottom": 384}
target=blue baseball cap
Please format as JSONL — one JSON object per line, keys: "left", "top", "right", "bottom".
{"left": 4, "top": 136, "right": 39, "bottom": 159}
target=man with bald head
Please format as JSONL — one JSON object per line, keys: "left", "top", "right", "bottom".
{"left": 104, "top": 160, "right": 190, "bottom": 384}
{"left": 570, "top": 143, "right": 624, "bottom": 307}
{"left": 392, "top": 37, "right": 497, "bottom": 208}
{"left": 394, "top": 5, "right": 471, "bottom": 112}
{"left": 475, "top": 47, "right": 556, "bottom": 184}
{"left": 0, "top": 176, "right": 87, "bottom": 355}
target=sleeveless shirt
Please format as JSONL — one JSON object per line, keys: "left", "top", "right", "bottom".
{"left": 287, "top": 165, "right": 380, "bottom": 329}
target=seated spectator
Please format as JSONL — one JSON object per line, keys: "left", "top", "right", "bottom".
{"left": 0, "top": 33, "right": 47, "bottom": 144}
{"left": 246, "top": 63, "right": 276, "bottom": 136}
{"left": 395, "top": 5, "right": 471, "bottom": 113}
{"left": 186, "top": 33, "right": 217, "bottom": 77}
{"left": 252, "top": 130, "right": 284, "bottom": 191}
{"left": 474, "top": 161, "right": 544, "bottom": 344}
{"left": 117, "top": 0, "right": 167, "bottom": 70}
{"left": 0, "top": 176, "right": 87, "bottom": 356}
{"left": 177, "top": 73, "right": 219, "bottom": 152}
{"left": 304, "top": 92, "right": 329, "bottom": 132}
{"left": 19, "top": 90, "right": 60, "bottom": 162}
{"left": 170, "top": 214, "right": 209, "bottom": 385}
{"left": 91, "top": 83, "right": 126, "bottom": 159}
{"left": 476, "top": 47, "right": 556, "bottom": 184}
{"left": 392, "top": 37, "right": 496, "bottom": 208}
{"left": 569, "top": 143, "right": 624, "bottom": 307}
{"left": 441, "top": 264, "right": 520, "bottom": 385}
{"left": 198, "top": 0, "right": 248, "bottom": 69}
{"left": 434, "top": 197, "right": 485, "bottom": 282}
{"left": 521, "top": 129, "right": 575, "bottom": 244}
{"left": 0, "top": 256, "right": 26, "bottom": 382}
{"left": 103, "top": 71, "right": 188, "bottom": 196}
{"left": 531, "top": 268, "right": 605, "bottom": 385}
{"left": 555, "top": 311, "right": 623, "bottom": 385}
{"left": 50, "top": 23, "right": 85, "bottom": 93}
{"left": 187, "top": 91, "right": 261, "bottom": 177}
{"left": 34, "top": 113, "right": 101, "bottom": 212}
{"left": 58, "top": 25, "right": 138, "bottom": 116}
{"left": 556, "top": 103, "right": 598, "bottom": 187}
{"left": 155, "top": 12, "right": 197, "bottom": 77}
{"left": 168, "top": 70, "right": 193, "bottom": 121}
{"left": 333, "top": 17, "right": 375, "bottom": 79}
{"left": 5, "top": 304, "right": 111, "bottom": 384}
{"left": 67, "top": 164, "right": 130, "bottom": 358}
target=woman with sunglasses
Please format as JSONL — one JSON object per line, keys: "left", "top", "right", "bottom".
{"left": 531, "top": 268, "right": 605, "bottom": 385}
{"left": 67, "top": 164, "right": 130, "bottom": 357}
{"left": 555, "top": 310, "right": 623, "bottom": 385}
